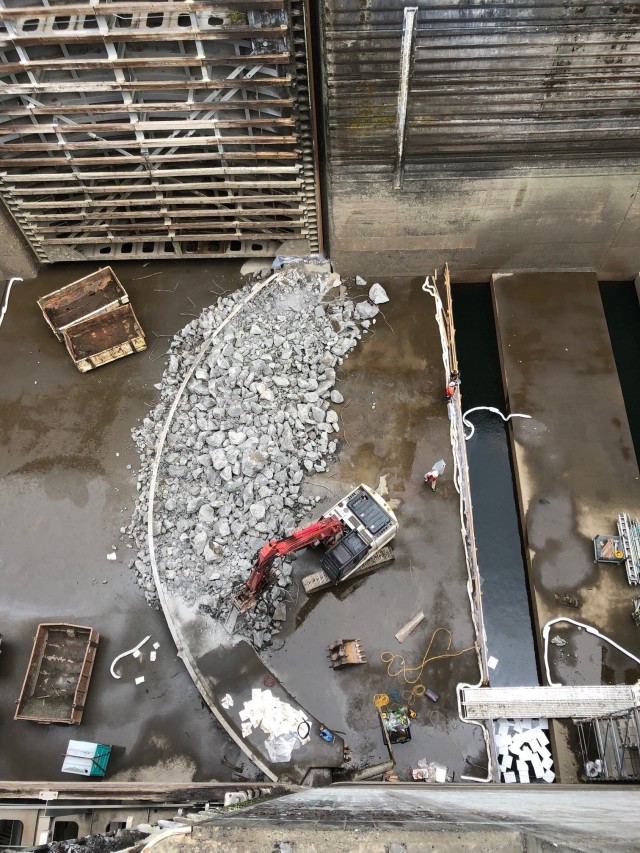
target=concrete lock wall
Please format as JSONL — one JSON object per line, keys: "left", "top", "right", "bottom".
{"left": 319, "top": 1, "right": 640, "bottom": 279}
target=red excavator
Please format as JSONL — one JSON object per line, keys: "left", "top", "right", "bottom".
{"left": 233, "top": 516, "right": 344, "bottom": 613}
{"left": 232, "top": 484, "right": 399, "bottom": 613}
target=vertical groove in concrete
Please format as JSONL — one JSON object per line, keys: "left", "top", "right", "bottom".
{"left": 0, "top": 1, "right": 318, "bottom": 262}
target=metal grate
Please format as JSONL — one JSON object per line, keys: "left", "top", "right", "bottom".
{"left": 0, "top": 0, "right": 320, "bottom": 261}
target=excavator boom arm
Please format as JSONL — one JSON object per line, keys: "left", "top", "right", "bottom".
{"left": 239, "top": 516, "right": 344, "bottom": 602}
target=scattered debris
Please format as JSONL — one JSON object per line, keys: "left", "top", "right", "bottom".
{"left": 110, "top": 635, "right": 150, "bottom": 679}
{"left": 328, "top": 638, "right": 367, "bottom": 668}
{"left": 135, "top": 676, "right": 145, "bottom": 685}
{"left": 550, "top": 636, "right": 567, "bottom": 647}
{"left": 593, "top": 534, "right": 624, "bottom": 563}
{"left": 238, "top": 688, "right": 310, "bottom": 763}
{"left": 555, "top": 592, "right": 580, "bottom": 608}
{"left": 412, "top": 760, "right": 449, "bottom": 782}
{"left": 487, "top": 655, "right": 499, "bottom": 670}
{"left": 15, "top": 623, "right": 99, "bottom": 725}
{"left": 221, "top": 694, "right": 234, "bottom": 709}
{"left": 37, "top": 267, "right": 146, "bottom": 372}
{"left": 106, "top": 552, "right": 117, "bottom": 561}
{"left": 355, "top": 275, "right": 367, "bottom": 286}
{"left": 395, "top": 611, "right": 425, "bottom": 643}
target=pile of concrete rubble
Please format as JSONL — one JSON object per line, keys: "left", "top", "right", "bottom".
{"left": 127, "top": 260, "right": 387, "bottom": 649}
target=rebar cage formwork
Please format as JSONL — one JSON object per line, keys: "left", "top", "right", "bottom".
{"left": 0, "top": 0, "right": 320, "bottom": 262}
{"left": 576, "top": 706, "right": 640, "bottom": 781}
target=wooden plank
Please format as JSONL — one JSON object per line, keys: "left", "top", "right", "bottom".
{"left": 25, "top": 194, "right": 305, "bottom": 208}
{"left": 1, "top": 26, "right": 287, "bottom": 48}
{"left": 31, "top": 207, "right": 304, "bottom": 221}
{"left": 0, "top": 117, "right": 294, "bottom": 133}
{"left": 0, "top": 99, "right": 293, "bottom": 115}
{"left": 5, "top": 166, "right": 301, "bottom": 182}
{"left": 0, "top": 76, "right": 292, "bottom": 94}
{"left": 3, "top": 152, "right": 299, "bottom": 167}
{"left": 0, "top": 137, "right": 298, "bottom": 151}
{"left": 38, "top": 219, "right": 306, "bottom": 233}
{"left": 42, "top": 230, "right": 303, "bottom": 244}
{"left": 0, "top": 53, "right": 290, "bottom": 73}
{"left": 12, "top": 180, "right": 302, "bottom": 194}
{"left": 0, "top": 1, "right": 285, "bottom": 16}
{"left": 0, "top": 781, "right": 293, "bottom": 802}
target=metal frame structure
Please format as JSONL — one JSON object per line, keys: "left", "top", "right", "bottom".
{"left": 576, "top": 706, "right": 640, "bottom": 781}
{"left": 0, "top": 0, "right": 320, "bottom": 261}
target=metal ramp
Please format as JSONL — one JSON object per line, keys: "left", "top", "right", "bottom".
{"left": 617, "top": 513, "right": 640, "bottom": 585}
{"left": 459, "top": 685, "right": 640, "bottom": 721}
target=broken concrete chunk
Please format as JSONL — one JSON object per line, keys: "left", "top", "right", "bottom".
{"left": 355, "top": 275, "right": 367, "bottom": 286}
{"left": 355, "top": 301, "right": 379, "bottom": 320}
{"left": 369, "top": 283, "right": 389, "bottom": 304}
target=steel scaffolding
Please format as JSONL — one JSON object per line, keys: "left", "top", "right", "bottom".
{"left": 0, "top": 0, "right": 319, "bottom": 261}
{"left": 576, "top": 706, "right": 640, "bottom": 781}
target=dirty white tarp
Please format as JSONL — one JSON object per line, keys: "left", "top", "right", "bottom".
{"left": 238, "top": 688, "right": 310, "bottom": 763}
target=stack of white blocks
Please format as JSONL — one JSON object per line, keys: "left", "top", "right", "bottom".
{"left": 494, "top": 718, "right": 555, "bottom": 784}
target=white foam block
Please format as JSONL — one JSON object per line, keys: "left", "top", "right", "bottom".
{"left": 542, "top": 755, "right": 554, "bottom": 771}
{"left": 500, "top": 754, "right": 514, "bottom": 771}
{"left": 503, "top": 771, "right": 517, "bottom": 784}
{"left": 487, "top": 656, "right": 499, "bottom": 670}
{"left": 132, "top": 649, "right": 140, "bottom": 659}
{"left": 543, "top": 770, "right": 556, "bottom": 783}
{"left": 150, "top": 651, "right": 157, "bottom": 662}
{"left": 153, "top": 642, "right": 160, "bottom": 650}
{"left": 518, "top": 773, "right": 530, "bottom": 783}
{"left": 135, "top": 676, "right": 145, "bottom": 685}
{"left": 517, "top": 761, "right": 529, "bottom": 779}
{"left": 531, "top": 755, "right": 544, "bottom": 779}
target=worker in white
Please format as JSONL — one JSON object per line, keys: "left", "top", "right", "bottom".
{"left": 424, "top": 459, "right": 446, "bottom": 491}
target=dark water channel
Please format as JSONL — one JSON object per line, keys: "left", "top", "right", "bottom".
{"left": 600, "top": 281, "right": 640, "bottom": 468}
{"left": 452, "top": 283, "right": 540, "bottom": 687}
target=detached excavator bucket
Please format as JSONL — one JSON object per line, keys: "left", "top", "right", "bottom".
{"left": 327, "top": 638, "right": 367, "bottom": 669}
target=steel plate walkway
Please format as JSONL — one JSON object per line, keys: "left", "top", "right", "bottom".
{"left": 459, "top": 685, "right": 640, "bottom": 721}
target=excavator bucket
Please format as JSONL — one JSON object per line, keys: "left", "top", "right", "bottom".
{"left": 327, "top": 638, "right": 367, "bottom": 669}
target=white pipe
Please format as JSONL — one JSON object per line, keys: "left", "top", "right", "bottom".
{"left": 462, "top": 406, "right": 531, "bottom": 440}
{"left": 0, "top": 277, "right": 23, "bottom": 329}
{"left": 110, "top": 635, "right": 150, "bottom": 679}
{"left": 542, "top": 617, "right": 640, "bottom": 687}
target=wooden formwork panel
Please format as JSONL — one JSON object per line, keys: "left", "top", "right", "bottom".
{"left": 37, "top": 266, "right": 128, "bottom": 340}
{"left": 15, "top": 623, "right": 100, "bottom": 725}
{"left": 63, "top": 303, "right": 146, "bottom": 372}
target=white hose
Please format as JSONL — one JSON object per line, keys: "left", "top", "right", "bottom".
{"left": 462, "top": 406, "right": 531, "bottom": 440}
{"left": 0, "top": 277, "right": 23, "bottom": 329}
{"left": 110, "top": 635, "right": 151, "bottom": 679}
{"left": 542, "top": 617, "right": 640, "bottom": 687}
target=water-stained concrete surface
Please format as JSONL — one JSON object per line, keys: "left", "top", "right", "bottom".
{"left": 0, "top": 261, "right": 250, "bottom": 782}
{"left": 264, "top": 278, "right": 487, "bottom": 781}
{"left": 0, "top": 264, "right": 486, "bottom": 784}
{"left": 492, "top": 271, "right": 640, "bottom": 781}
